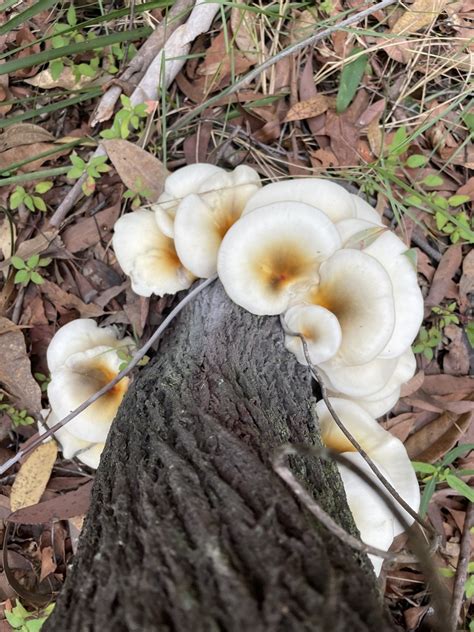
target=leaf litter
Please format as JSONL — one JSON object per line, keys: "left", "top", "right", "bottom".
{"left": 0, "top": 0, "right": 472, "bottom": 628}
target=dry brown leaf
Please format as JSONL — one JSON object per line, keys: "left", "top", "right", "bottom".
{"left": 0, "top": 124, "right": 54, "bottom": 152}
{"left": 230, "top": 3, "right": 261, "bottom": 62}
{"left": 8, "top": 481, "right": 93, "bottom": 524}
{"left": 0, "top": 317, "right": 42, "bottom": 413}
{"left": 9, "top": 441, "right": 58, "bottom": 512}
{"left": 425, "top": 244, "right": 462, "bottom": 307}
{"left": 0, "top": 142, "right": 58, "bottom": 173}
{"left": 367, "top": 119, "right": 384, "bottom": 157}
{"left": 423, "top": 375, "right": 473, "bottom": 396}
{"left": 41, "top": 280, "right": 104, "bottom": 318}
{"left": 285, "top": 95, "right": 329, "bottom": 122}
{"left": 0, "top": 215, "right": 15, "bottom": 261}
{"left": 39, "top": 546, "right": 56, "bottom": 583}
{"left": 443, "top": 324, "right": 470, "bottom": 376}
{"left": 405, "top": 409, "right": 472, "bottom": 462}
{"left": 25, "top": 67, "right": 95, "bottom": 90}
{"left": 62, "top": 201, "right": 121, "bottom": 253}
{"left": 400, "top": 370, "right": 425, "bottom": 397}
{"left": 0, "top": 228, "right": 61, "bottom": 274}
{"left": 102, "top": 139, "right": 168, "bottom": 203}
{"left": 198, "top": 31, "right": 254, "bottom": 80}
{"left": 459, "top": 249, "right": 474, "bottom": 313}
{"left": 391, "top": 0, "right": 448, "bottom": 34}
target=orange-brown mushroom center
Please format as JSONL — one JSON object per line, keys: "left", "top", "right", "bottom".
{"left": 252, "top": 240, "right": 318, "bottom": 294}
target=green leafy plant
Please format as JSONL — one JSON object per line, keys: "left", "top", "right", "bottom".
{"left": 467, "top": 321, "right": 474, "bottom": 349}
{"left": 9, "top": 182, "right": 53, "bottom": 213}
{"left": 413, "top": 302, "right": 459, "bottom": 360}
{"left": 123, "top": 177, "right": 155, "bottom": 209}
{"left": 34, "top": 372, "right": 51, "bottom": 393}
{"left": 100, "top": 95, "right": 148, "bottom": 140}
{"left": 67, "top": 153, "right": 110, "bottom": 196}
{"left": 0, "top": 395, "right": 34, "bottom": 428}
{"left": 11, "top": 254, "right": 51, "bottom": 286}
{"left": 5, "top": 600, "right": 54, "bottom": 631}
{"left": 336, "top": 48, "right": 368, "bottom": 113}
{"left": 412, "top": 443, "right": 474, "bottom": 517}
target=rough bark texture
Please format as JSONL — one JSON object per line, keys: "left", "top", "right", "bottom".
{"left": 45, "top": 282, "right": 395, "bottom": 632}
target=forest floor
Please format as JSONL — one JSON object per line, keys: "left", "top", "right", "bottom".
{"left": 0, "top": 1, "right": 472, "bottom": 630}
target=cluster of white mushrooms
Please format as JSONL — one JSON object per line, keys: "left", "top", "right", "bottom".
{"left": 43, "top": 164, "right": 423, "bottom": 575}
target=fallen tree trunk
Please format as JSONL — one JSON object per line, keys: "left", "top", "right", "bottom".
{"left": 45, "top": 281, "right": 395, "bottom": 631}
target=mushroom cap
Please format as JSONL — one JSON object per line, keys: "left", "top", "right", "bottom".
{"left": 39, "top": 411, "right": 104, "bottom": 469}
{"left": 347, "top": 388, "right": 401, "bottom": 419}
{"left": 319, "top": 354, "right": 399, "bottom": 398}
{"left": 351, "top": 195, "right": 384, "bottom": 224}
{"left": 364, "top": 232, "right": 424, "bottom": 358}
{"left": 47, "top": 345, "right": 129, "bottom": 443}
{"left": 363, "top": 348, "right": 416, "bottom": 403}
{"left": 243, "top": 178, "right": 356, "bottom": 223}
{"left": 316, "top": 398, "right": 420, "bottom": 535}
{"left": 47, "top": 318, "right": 130, "bottom": 374}
{"left": 217, "top": 201, "right": 342, "bottom": 315}
{"left": 338, "top": 452, "right": 395, "bottom": 575}
{"left": 335, "top": 219, "right": 385, "bottom": 248}
{"left": 113, "top": 209, "right": 195, "bottom": 297}
{"left": 308, "top": 249, "right": 395, "bottom": 365}
{"left": 154, "top": 163, "right": 224, "bottom": 237}
{"left": 174, "top": 165, "right": 261, "bottom": 278}
{"left": 284, "top": 304, "right": 342, "bottom": 365}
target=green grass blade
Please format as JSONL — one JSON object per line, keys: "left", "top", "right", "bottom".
{"left": 0, "top": 168, "right": 70, "bottom": 188}
{"left": 0, "top": 140, "right": 85, "bottom": 177}
{"left": 336, "top": 48, "right": 368, "bottom": 113}
{"left": 0, "top": 88, "right": 103, "bottom": 130}
{"left": 0, "top": 0, "right": 59, "bottom": 36}
{"left": 0, "top": 27, "right": 151, "bottom": 76}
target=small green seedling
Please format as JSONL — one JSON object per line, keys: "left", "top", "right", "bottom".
{"left": 412, "top": 443, "right": 474, "bottom": 517}
{"left": 67, "top": 153, "right": 110, "bottom": 196}
{"left": 100, "top": 95, "right": 148, "bottom": 140}
{"left": 9, "top": 182, "right": 53, "bottom": 213}
{"left": 0, "top": 395, "right": 34, "bottom": 428}
{"left": 413, "top": 302, "right": 459, "bottom": 360}
{"left": 11, "top": 254, "right": 51, "bottom": 286}
{"left": 34, "top": 372, "right": 51, "bottom": 393}
{"left": 123, "top": 177, "right": 155, "bottom": 209}
{"left": 117, "top": 348, "right": 150, "bottom": 372}
{"left": 5, "top": 599, "right": 55, "bottom": 631}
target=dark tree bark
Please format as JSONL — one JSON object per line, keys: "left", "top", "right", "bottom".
{"left": 45, "top": 282, "right": 395, "bottom": 632}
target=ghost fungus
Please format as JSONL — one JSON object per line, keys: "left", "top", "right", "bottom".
{"left": 217, "top": 201, "right": 341, "bottom": 315}
{"left": 283, "top": 304, "right": 342, "bottom": 365}
{"left": 112, "top": 209, "right": 195, "bottom": 297}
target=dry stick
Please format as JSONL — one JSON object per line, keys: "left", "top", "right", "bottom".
{"left": 0, "top": 275, "right": 218, "bottom": 476}
{"left": 168, "top": 0, "right": 399, "bottom": 135}
{"left": 448, "top": 501, "right": 474, "bottom": 632}
{"left": 48, "top": 0, "right": 197, "bottom": 228}
{"left": 274, "top": 443, "right": 450, "bottom": 632}
{"left": 294, "top": 332, "right": 433, "bottom": 534}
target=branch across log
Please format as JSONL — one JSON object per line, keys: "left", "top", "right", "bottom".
{"left": 44, "top": 282, "right": 395, "bottom": 631}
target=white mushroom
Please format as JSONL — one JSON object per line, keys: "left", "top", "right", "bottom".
{"left": 351, "top": 195, "right": 384, "bottom": 224}
{"left": 217, "top": 201, "right": 342, "bottom": 315}
{"left": 284, "top": 305, "right": 342, "bottom": 365}
{"left": 363, "top": 231, "right": 424, "bottom": 358}
{"left": 243, "top": 178, "right": 357, "bottom": 223}
{"left": 335, "top": 218, "right": 385, "bottom": 248}
{"left": 174, "top": 165, "right": 261, "bottom": 277}
{"left": 47, "top": 319, "right": 133, "bottom": 444}
{"left": 316, "top": 398, "right": 420, "bottom": 573}
{"left": 153, "top": 163, "right": 224, "bottom": 237}
{"left": 306, "top": 249, "right": 395, "bottom": 365}
{"left": 316, "top": 398, "right": 420, "bottom": 536}
{"left": 112, "top": 209, "right": 195, "bottom": 297}
{"left": 39, "top": 410, "right": 104, "bottom": 469}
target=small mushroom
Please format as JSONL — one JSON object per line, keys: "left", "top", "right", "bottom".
{"left": 112, "top": 209, "right": 195, "bottom": 297}
{"left": 305, "top": 249, "right": 395, "bottom": 365}
{"left": 153, "top": 163, "right": 224, "bottom": 237}
{"left": 39, "top": 410, "right": 104, "bottom": 469}
{"left": 217, "top": 201, "right": 341, "bottom": 315}
{"left": 174, "top": 165, "right": 261, "bottom": 278}
{"left": 243, "top": 178, "right": 357, "bottom": 223}
{"left": 363, "top": 231, "right": 424, "bottom": 358}
{"left": 284, "top": 304, "right": 342, "bottom": 365}
{"left": 316, "top": 397, "right": 420, "bottom": 573}
{"left": 47, "top": 319, "right": 134, "bottom": 444}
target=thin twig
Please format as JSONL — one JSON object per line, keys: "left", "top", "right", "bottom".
{"left": 448, "top": 501, "right": 474, "bottom": 632}
{"left": 274, "top": 443, "right": 450, "bottom": 632}
{"left": 168, "top": 0, "right": 399, "bottom": 135}
{"left": 0, "top": 276, "right": 217, "bottom": 476}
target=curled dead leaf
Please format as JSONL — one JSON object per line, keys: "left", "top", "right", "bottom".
{"left": 391, "top": 0, "right": 449, "bottom": 34}
{"left": 285, "top": 95, "right": 329, "bottom": 122}
{"left": 25, "top": 67, "right": 96, "bottom": 91}
{"left": 101, "top": 139, "right": 168, "bottom": 202}
{"left": 9, "top": 441, "right": 57, "bottom": 513}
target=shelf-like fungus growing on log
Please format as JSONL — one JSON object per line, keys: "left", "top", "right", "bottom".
{"left": 112, "top": 209, "right": 195, "bottom": 297}
{"left": 316, "top": 397, "right": 421, "bottom": 574}
{"left": 45, "top": 319, "right": 134, "bottom": 466}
